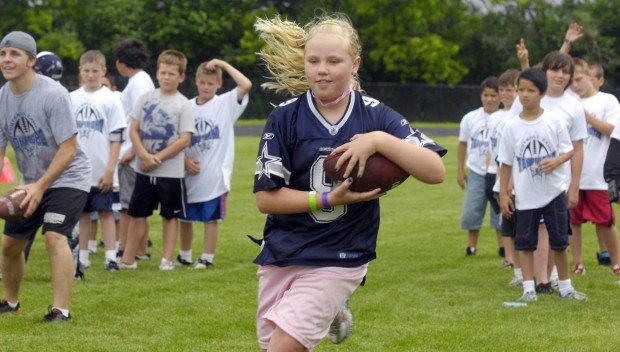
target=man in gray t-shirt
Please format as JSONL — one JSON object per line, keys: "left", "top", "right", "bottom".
{"left": 0, "top": 31, "right": 91, "bottom": 322}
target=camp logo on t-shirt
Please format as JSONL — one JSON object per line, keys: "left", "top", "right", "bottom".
{"left": 470, "top": 127, "right": 488, "bottom": 157}
{"left": 191, "top": 118, "right": 220, "bottom": 153}
{"left": 516, "top": 135, "right": 557, "bottom": 178}
{"left": 9, "top": 112, "right": 48, "bottom": 157}
{"left": 587, "top": 125, "right": 602, "bottom": 142}
{"left": 140, "top": 99, "right": 177, "bottom": 153}
{"left": 75, "top": 103, "right": 105, "bottom": 139}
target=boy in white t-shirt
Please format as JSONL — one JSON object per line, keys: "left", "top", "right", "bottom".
{"left": 175, "top": 59, "right": 251, "bottom": 269}
{"left": 510, "top": 49, "right": 588, "bottom": 293}
{"left": 458, "top": 77, "right": 501, "bottom": 257}
{"left": 499, "top": 68, "right": 585, "bottom": 302}
{"left": 113, "top": 39, "right": 155, "bottom": 261}
{"left": 489, "top": 69, "right": 519, "bottom": 269}
{"left": 568, "top": 58, "right": 620, "bottom": 276}
{"left": 71, "top": 50, "right": 126, "bottom": 271}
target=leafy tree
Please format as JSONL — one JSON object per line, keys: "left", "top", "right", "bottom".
{"left": 5, "top": 0, "right": 620, "bottom": 90}
{"left": 583, "top": 0, "right": 620, "bottom": 89}
{"left": 0, "top": 0, "right": 84, "bottom": 66}
{"left": 344, "top": 0, "right": 475, "bottom": 84}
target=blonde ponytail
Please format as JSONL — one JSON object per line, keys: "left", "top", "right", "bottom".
{"left": 255, "top": 13, "right": 362, "bottom": 96}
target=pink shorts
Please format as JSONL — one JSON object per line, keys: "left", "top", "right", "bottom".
{"left": 571, "top": 190, "right": 616, "bottom": 226}
{"left": 256, "top": 265, "right": 367, "bottom": 351}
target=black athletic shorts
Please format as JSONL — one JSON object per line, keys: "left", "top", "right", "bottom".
{"left": 4, "top": 187, "right": 88, "bottom": 240}
{"left": 128, "top": 174, "right": 187, "bottom": 219}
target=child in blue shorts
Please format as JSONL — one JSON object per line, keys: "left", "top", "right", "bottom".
{"left": 458, "top": 77, "right": 501, "bottom": 256}
{"left": 176, "top": 59, "right": 251, "bottom": 269}
{"left": 71, "top": 50, "right": 126, "bottom": 272}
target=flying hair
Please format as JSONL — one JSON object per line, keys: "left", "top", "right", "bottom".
{"left": 255, "top": 13, "right": 362, "bottom": 96}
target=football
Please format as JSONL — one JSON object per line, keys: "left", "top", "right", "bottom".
{"left": 0, "top": 189, "right": 28, "bottom": 221}
{"left": 323, "top": 152, "right": 409, "bottom": 192}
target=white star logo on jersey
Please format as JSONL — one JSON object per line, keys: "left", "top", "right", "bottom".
{"left": 256, "top": 143, "right": 283, "bottom": 180}
{"left": 405, "top": 128, "right": 435, "bottom": 148}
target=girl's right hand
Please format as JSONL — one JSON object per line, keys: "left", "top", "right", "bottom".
{"left": 329, "top": 177, "right": 384, "bottom": 206}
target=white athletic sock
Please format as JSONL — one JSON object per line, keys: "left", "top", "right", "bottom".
{"left": 7, "top": 300, "right": 18, "bottom": 309}
{"left": 180, "top": 250, "right": 192, "bottom": 262}
{"left": 200, "top": 253, "right": 215, "bottom": 263}
{"left": 105, "top": 250, "right": 116, "bottom": 263}
{"left": 79, "top": 250, "right": 90, "bottom": 262}
{"left": 522, "top": 280, "right": 535, "bottom": 294}
{"left": 514, "top": 267, "right": 523, "bottom": 280}
{"left": 88, "top": 240, "right": 97, "bottom": 251}
{"left": 115, "top": 241, "right": 120, "bottom": 251}
{"left": 558, "top": 279, "right": 572, "bottom": 295}
{"left": 53, "top": 307, "right": 70, "bottom": 317}
{"left": 549, "top": 265, "right": 559, "bottom": 281}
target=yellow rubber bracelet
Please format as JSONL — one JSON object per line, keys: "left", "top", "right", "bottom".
{"left": 309, "top": 191, "right": 318, "bottom": 212}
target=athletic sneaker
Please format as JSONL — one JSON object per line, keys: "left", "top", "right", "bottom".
{"left": 106, "top": 261, "right": 120, "bottom": 272}
{"left": 119, "top": 261, "right": 137, "bottom": 270}
{"left": 328, "top": 301, "right": 353, "bottom": 344}
{"left": 612, "top": 264, "right": 620, "bottom": 276}
{"left": 572, "top": 263, "right": 586, "bottom": 275}
{"left": 43, "top": 306, "right": 71, "bottom": 322}
{"left": 550, "top": 279, "right": 559, "bottom": 290}
{"left": 0, "top": 300, "right": 20, "bottom": 313}
{"left": 116, "top": 250, "right": 124, "bottom": 260}
{"left": 75, "top": 262, "right": 85, "bottom": 281}
{"left": 194, "top": 258, "right": 213, "bottom": 269}
{"left": 499, "top": 260, "right": 513, "bottom": 268}
{"left": 535, "top": 283, "right": 555, "bottom": 294}
{"left": 558, "top": 289, "right": 587, "bottom": 301}
{"left": 136, "top": 253, "right": 152, "bottom": 261}
{"left": 175, "top": 255, "right": 192, "bottom": 266}
{"left": 80, "top": 259, "right": 91, "bottom": 270}
{"left": 465, "top": 247, "right": 476, "bottom": 256}
{"left": 598, "top": 251, "right": 612, "bottom": 266}
{"left": 519, "top": 291, "right": 537, "bottom": 302}
{"left": 508, "top": 276, "right": 522, "bottom": 287}
{"left": 159, "top": 259, "right": 175, "bottom": 271}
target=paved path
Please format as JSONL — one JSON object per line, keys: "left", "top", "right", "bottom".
{"left": 235, "top": 125, "right": 458, "bottom": 137}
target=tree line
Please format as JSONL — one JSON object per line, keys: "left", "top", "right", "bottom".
{"left": 1, "top": 0, "right": 617, "bottom": 90}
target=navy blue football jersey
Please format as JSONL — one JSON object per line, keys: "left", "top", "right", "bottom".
{"left": 253, "top": 90, "right": 446, "bottom": 267}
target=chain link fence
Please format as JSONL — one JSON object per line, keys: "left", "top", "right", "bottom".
{"left": 7, "top": 74, "right": 620, "bottom": 123}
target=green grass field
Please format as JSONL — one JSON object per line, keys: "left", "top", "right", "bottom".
{"left": 1, "top": 135, "right": 620, "bottom": 351}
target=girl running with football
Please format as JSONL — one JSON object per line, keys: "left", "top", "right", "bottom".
{"left": 252, "top": 13, "right": 447, "bottom": 351}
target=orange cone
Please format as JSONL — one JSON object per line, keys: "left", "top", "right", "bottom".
{"left": 0, "top": 156, "right": 17, "bottom": 183}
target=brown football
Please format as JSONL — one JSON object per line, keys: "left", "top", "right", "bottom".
{"left": 323, "top": 152, "right": 409, "bottom": 192}
{"left": 0, "top": 189, "right": 27, "bottom": 221}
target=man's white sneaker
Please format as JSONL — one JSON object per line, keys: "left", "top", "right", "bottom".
{"left": 328, "top": 301, "right": 353, "bottom": 344}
